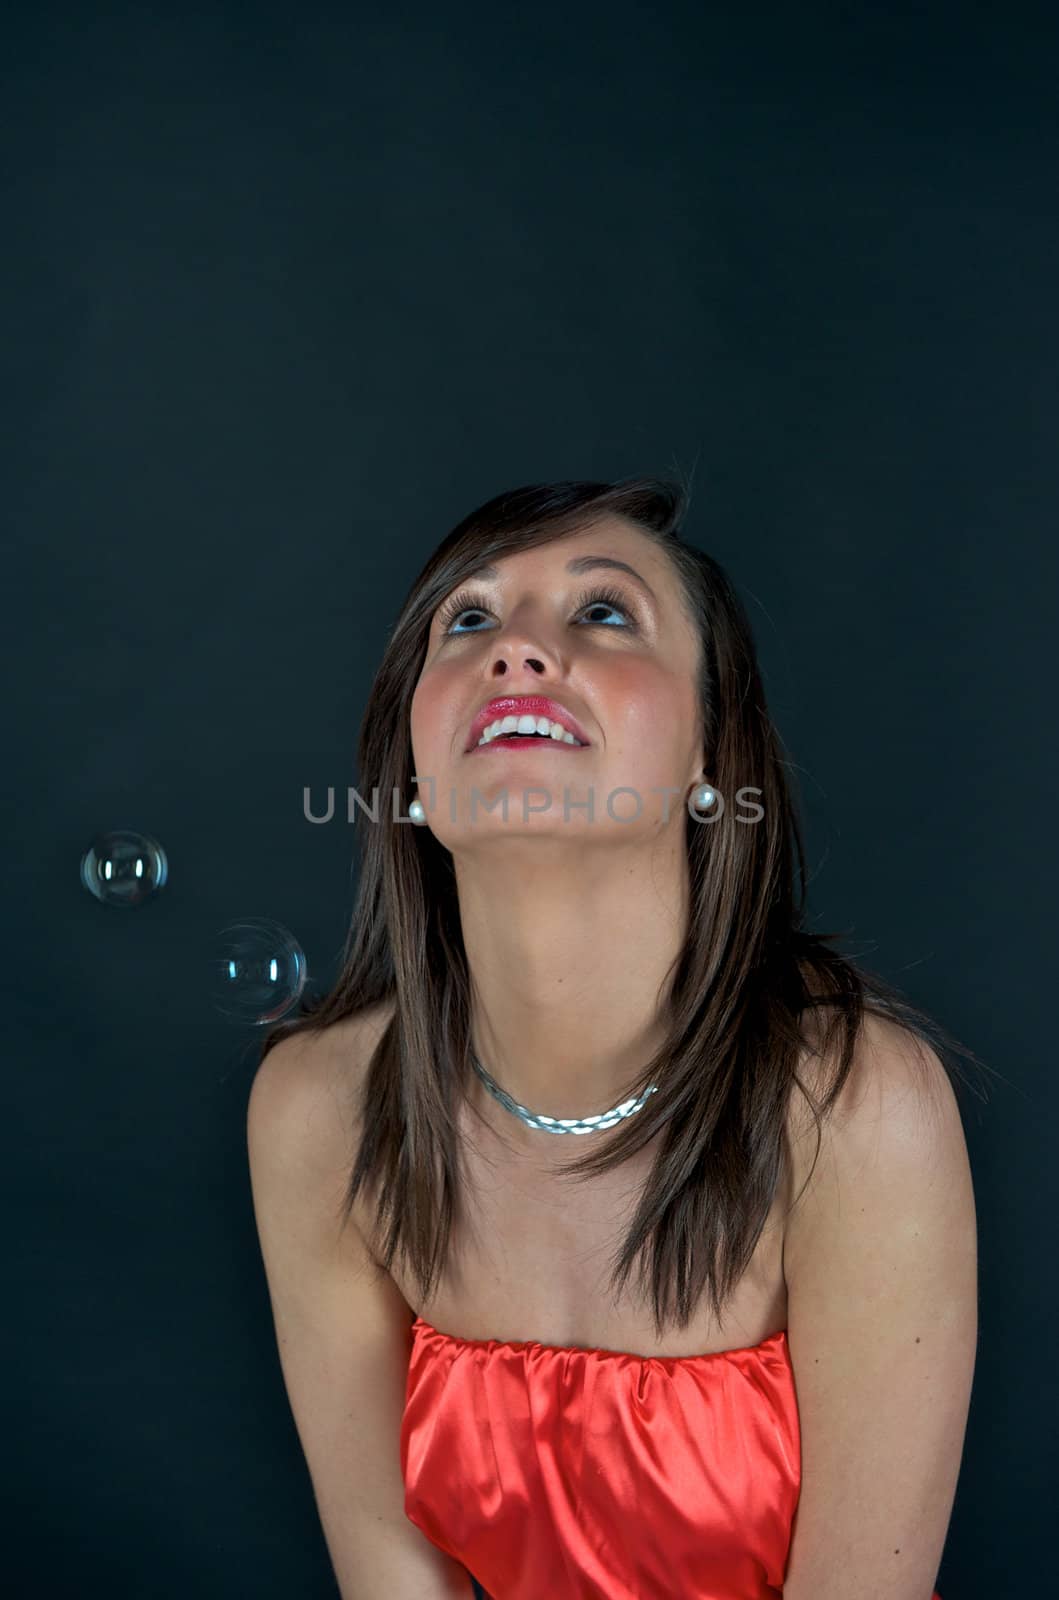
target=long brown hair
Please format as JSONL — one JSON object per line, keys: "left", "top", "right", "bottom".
{"left": 258, "top": 476, "right": 996, "bottom": 1338}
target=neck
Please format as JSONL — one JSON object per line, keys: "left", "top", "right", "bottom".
{"left": 455, "top": 830, "right": 690, "bottom": 1128}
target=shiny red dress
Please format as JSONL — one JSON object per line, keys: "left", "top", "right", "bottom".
{"left": 401, "top": 1314, "right": 943, "bottom": 1600}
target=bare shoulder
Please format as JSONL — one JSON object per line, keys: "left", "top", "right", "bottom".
{"left": 785, "top": 1009, "right": 959, "bottom": 1196}
{"left": 246, "top": 1000, "right": 397, "bottom": 1229}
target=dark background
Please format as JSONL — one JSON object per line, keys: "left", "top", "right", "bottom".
{"left": 5, "top": 2, "right": 1055, "bottom": 1594}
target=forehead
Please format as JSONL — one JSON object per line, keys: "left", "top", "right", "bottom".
{"left": 467, "top": 515, "right": 676, "bottom": 591}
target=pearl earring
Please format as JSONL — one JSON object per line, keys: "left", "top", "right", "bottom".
{"left": 409, "top": 796, "right": 426, "bottom": 825}
{"left": 692, "top": 783, "right": 716, "bottom": 814}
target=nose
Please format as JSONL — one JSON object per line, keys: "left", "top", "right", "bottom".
{"left": 485, "top": 608, "right": 563, "bottom": 681}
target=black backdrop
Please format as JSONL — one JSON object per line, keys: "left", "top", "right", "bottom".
{"left": 5, "top": 3, "right": 1056, "bottom": 1595}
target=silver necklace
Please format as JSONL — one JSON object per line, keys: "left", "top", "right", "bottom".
{"left": 470, "top": 1051, "right": 658, "bottom": 1136}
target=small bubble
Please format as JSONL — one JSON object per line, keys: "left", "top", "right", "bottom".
{"left": 210, "top": 918, "right": 307, "bottom": 1025}
{"left": 80, "top": 830, "right": 168, "bottom": 908}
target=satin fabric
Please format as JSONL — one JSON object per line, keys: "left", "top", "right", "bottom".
{"left": 401, "top": 1314, "right": 946, "bottom": 1599}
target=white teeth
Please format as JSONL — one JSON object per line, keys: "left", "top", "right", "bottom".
{"left": 476, "top": 713, "right": 583, "bottom": 747}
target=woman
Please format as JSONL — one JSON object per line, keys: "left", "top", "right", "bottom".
{"left": 247, "top": 477, "right": 987, "bottom": 1599}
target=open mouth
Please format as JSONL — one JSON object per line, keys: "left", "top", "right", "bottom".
{"left": 466, "top": 698, "right": 591, "bottom": 752}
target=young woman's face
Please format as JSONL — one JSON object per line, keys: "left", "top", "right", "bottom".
{"left": 409, "top": 517, "right": 706, "bottom": 850}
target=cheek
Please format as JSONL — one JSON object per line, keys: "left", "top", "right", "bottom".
{"left": 607, "top": 663, "right": 695, "bottom": 760}
{"left": 410, "top": 666, "right": 462, "bottom": 761}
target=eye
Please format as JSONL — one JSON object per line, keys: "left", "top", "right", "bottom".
{"left": 437, "top": 584, "right": 639, "bottom": 636}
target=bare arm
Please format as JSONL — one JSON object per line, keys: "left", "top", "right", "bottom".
{"left": 781, "top": 1014, "right": 978, "bottom": 1599}
{"left": 247, "top": 1020, "right": 474, "bottom": 1600}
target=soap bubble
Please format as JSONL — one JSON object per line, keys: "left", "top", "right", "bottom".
{"left": 80, "top": 830, "right": 168, "bottom": 908}
{"left": 210, "top": 918, "right": 307, "bottom": 1025}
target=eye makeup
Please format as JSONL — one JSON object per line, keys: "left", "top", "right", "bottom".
{"left": 436, "top": 583, "right": 641, "bottom": 635}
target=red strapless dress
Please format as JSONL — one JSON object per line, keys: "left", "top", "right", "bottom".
{"left": 401, "top": 1314, "right": 943, "bottom": 1600}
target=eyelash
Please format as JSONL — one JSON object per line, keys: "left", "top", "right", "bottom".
{"left": 437, "top": 584, "right": 639, "bottom": 635}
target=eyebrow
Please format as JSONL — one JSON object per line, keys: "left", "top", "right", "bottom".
{"left": 460, "top": 555, "right": 657, "bottom": 604}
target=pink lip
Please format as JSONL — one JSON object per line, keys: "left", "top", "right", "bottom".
{"left": 465, "top": 695, "right": 591, "bottom": 752}
{"left": 468, "top": 735, "right": 588, "bottom": 755}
